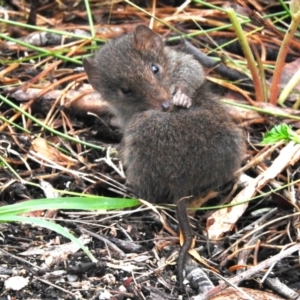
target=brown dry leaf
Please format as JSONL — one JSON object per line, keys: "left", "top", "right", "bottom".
{"left": 21, "top": 209, "right": 57, "bottom": 218}
{"left": 207, "top": 142, "right": 300, "bottom": 239}
{"left": 210, "top": 287, "right": 283, "bottom": 300}
{"left": 256, "top": 142, "right": 300, "bottom": 187}
{"left": 20, "top": 209, "right": 45, "bottom": 218}
{"left": 205, "top": 176, "right": 250, "bottom": 240}
{"left": 31, "top": 137, "right": 76, "bottom": 166}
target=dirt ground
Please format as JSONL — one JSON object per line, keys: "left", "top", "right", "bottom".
{"left": 1, "top": 0, "right": 300, "bottom": 299}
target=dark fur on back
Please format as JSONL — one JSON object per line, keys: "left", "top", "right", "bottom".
{"left": 122, "top": 83, "right": 244, "bottom": 203}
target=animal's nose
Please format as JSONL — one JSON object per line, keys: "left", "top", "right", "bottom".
{"left": 161, "top": 101, "right": 170, "bottom": 112}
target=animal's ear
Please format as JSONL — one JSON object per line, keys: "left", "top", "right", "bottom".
{"left": 83, "top": 57, "right": 99, "bottom": 91}
{"left": 133, "top": 25, "right": 164, "bottom": 52}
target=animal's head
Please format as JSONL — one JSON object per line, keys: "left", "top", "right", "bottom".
{"left": 83, "top": 25, "right": 172, "bottom": 126}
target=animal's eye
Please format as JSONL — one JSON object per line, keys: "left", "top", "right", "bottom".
{"left": 151, "top": 64, "right": 159, "bottom": 74}
{"left": 120, "top": 87, "right": 131, "bottom": 94}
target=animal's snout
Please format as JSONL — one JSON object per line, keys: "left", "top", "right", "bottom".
{"left": 161, "top": 101, "right": 170, "bottom": 112}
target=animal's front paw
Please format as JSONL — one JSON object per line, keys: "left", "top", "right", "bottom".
{"left": 172, "top": 89, "right": 192, "bottom": 109}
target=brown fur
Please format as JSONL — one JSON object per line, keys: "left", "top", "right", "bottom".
{"left": 83, "top": 25, "right": 244, "bottom": 204}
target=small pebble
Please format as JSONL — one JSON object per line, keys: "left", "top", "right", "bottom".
{"left": 5, "top": 276, "right": 29, "bottom": 291}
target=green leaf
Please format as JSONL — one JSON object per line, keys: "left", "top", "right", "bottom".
{"left": 0, "top": 215, "right": 96, "bottom": 262}
{"left": 261, "top": 124, "right": 300, "bottom": 145}
{"left": 0, "top": 196, "right": 140, "bottom": 263}
{"left": 0, "top": 196, "right": 140, "bottom": 217}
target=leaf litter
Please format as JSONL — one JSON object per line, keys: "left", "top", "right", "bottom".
{"left": 1, "top": 0, "right": 300, "bottom": 299}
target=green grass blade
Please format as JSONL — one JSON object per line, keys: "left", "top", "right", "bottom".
{"left": 0, "top": 215, "right": 96, "bottom": 262}
{"left": 0, "top": 196, "right": 140, "bottom": 216}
